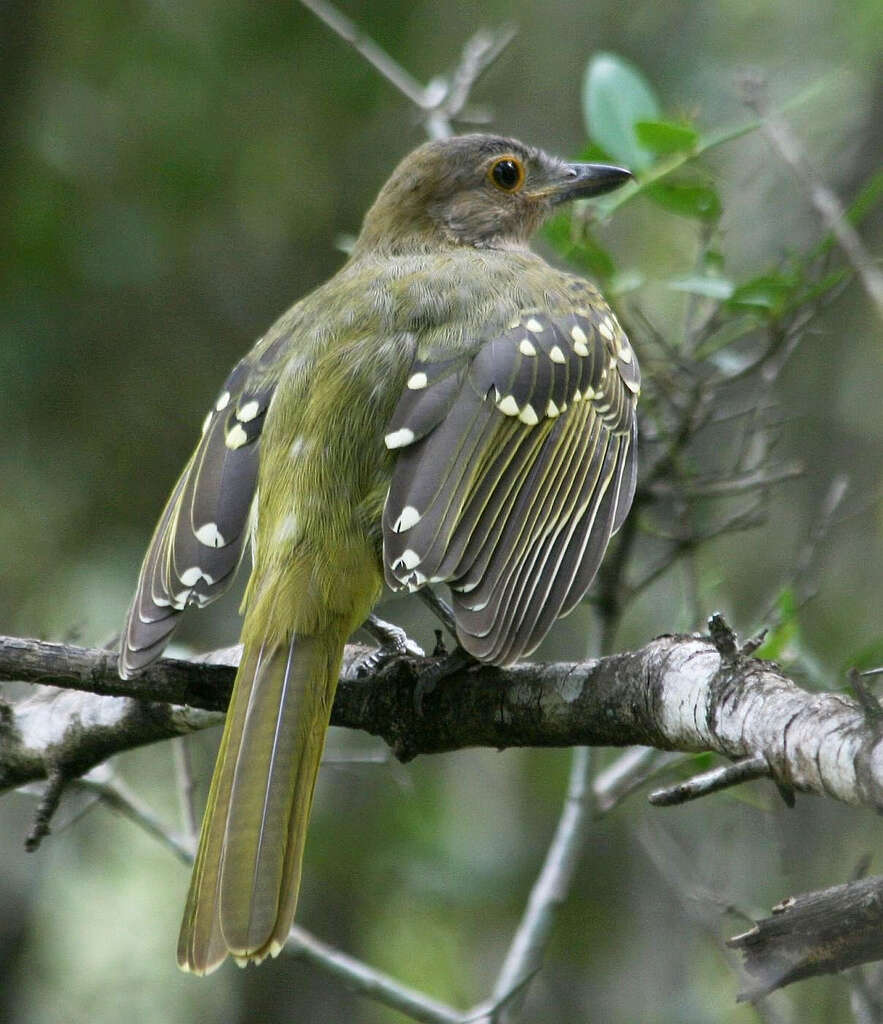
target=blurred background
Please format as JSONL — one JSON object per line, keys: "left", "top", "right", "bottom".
{"left": 2, "top": 0, "right": 882, "bottom": 1021}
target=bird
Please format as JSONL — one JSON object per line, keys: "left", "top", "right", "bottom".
{"left": 119, "top": 133, "right": 640, "bottom": 975}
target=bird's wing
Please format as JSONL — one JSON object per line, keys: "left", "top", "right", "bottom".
{"left": 119, "top": 352, "right": 280, "bottom": 677}
{"left": 382, "top": 308, "right": 640, "bottom": 666}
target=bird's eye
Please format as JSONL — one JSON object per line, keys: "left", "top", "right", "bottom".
{"left": 489, "top": 157, "right": 525, "bottom": 192}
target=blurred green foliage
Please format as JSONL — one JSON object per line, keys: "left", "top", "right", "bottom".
{"left": 1, "top": 1, "right": 882, "bottom": 1022}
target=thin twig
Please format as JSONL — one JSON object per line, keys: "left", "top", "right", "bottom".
{"left": 172, "top": 737, "right": 199, "bottom": 841}
{"left": 742, "top": 75, "right": 883, "bottom": 323}
{"left": 593, "top": 746, "right": 682, "bottom": 813}
{"left": 756, "top": 474, "right": 850, "bottom": 628}
{"left": 286, "top": 926, "right": 464, "bottom": 1024}
{"left": 637, "top": 822, "right": 795, "bottom": 1024}
{"left": 425, "top": 25, "right": 517, "bottom": 138}
{"left": 85, "top": 763, "right": 464, "bottom": 1024}
{"left": 75, "top": 774, "right": 194, "bottom": 864}
{"left": 649, "top": 754, "right": 770, "bottom": 806}
{"left": 648, "top": 461, "right": 803, "bottom": 499}
{"left": 299, "top": 0, "right": 515, "bottom": 142}
{"left": 299, "top": 0, "right": 428, "bottom": 107}
{"left": 486, "top": 748, "right": 593, "bottom": 1021}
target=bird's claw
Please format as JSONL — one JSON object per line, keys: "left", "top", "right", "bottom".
{"left": 348, "top": 614, "right": 423, "bottom": 680}
{"left": 414, "top": 646, "right": 475, "bottom": 715}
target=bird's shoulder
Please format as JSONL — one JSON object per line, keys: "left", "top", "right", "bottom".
{"left": 222, "top": 246, "right": 637, "bottom": 401}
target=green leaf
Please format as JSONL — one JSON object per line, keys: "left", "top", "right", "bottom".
{"left": 634, "top": 119, "right": 698, "bottom": 155}
{"left": 667, "top": 275, "right": 734, "bottom": 300}
{"left": 583, "top": 52, "right": 660, "bottom": 171}
{"left": 646, "top": 181, "right": 721, "bottom": 220}
{"left": 542, "top": 214, "right": 616, "bottom": 280}
{"left": 727, "top": 274, "right": 796, "bottom": 315}
{"left": 704, "top": 250, "right": 725, "bottom": 275}
{"left": 842, "top": 637, "right": 883, "bottom": 676}
{"left": 756, "top": 589, "right": 800, "bottom": 661}
{"left": 687, "top": 752, "right": 714, "bottom": 773}
{"left": 576, "top": 142, "right": 613, "bottom": 163}
{"left": 693, "top": 315, "right": 759, "bottom": 360}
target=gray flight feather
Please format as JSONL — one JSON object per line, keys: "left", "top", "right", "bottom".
{"left": 382, "top": 306, "right": 639, "bottom": 666}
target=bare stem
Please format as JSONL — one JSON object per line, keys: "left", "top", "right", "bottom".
{"left": 172, "top": 738, "right": 199, "bottom": 841}
{"left": 486, "top": 747, "right": 593, "bottom": 1020}
{"left": 286, "top": 926, "right": 464, "bottom": 1024}
{"left": 298, "top": 0, "right": 428, "bottom": 107}
{"left": 649, "top": 754, "right": 771, "bottom": 806}
{"left": 742, "top": 76, "right": 883, "bottom": 323}
{"left": 76, "top": 774, "right": 194, "bottom": 864}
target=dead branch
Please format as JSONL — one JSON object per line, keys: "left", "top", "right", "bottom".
{"left": 728, "top": 875, "right": 883, "bottom": 999}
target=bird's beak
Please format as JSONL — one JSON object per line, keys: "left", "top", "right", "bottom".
{"left": 547, "top": 163, "right": 633, "bottom": 204}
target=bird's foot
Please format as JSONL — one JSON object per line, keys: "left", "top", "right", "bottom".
{"left": 414, "top": 645, "right": 475, "bottom": 715}
{"left": 348, "top": 614, "right": 424, "bottom": 680}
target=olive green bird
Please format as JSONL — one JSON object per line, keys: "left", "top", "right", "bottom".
{"left": 119, "top": 134, "right": 640, "bottom": 974}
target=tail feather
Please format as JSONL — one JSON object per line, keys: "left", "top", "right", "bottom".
{"left": 177, "top": 632, "right": 343, "bottom": 974}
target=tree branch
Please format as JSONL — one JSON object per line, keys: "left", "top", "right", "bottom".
{"left": 728, "top": 875, "right": 883, "bottom": 999}
{"left": 3, "top": 630, "right": 883, "bottom": 815}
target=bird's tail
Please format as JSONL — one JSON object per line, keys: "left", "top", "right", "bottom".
{"left": 177, "top": 628, "right": 344, "bottom": 975}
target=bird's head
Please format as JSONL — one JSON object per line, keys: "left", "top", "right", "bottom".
{"left": 354, "top": 134, "right": 631, "bottom": 253}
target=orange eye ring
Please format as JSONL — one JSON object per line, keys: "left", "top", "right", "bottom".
{"left": 488, "top": 156, "right": 525, "bottom": 192}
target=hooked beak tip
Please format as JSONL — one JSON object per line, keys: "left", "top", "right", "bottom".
{"left": 552, "top": 162, "right": 633, "bottom": 203}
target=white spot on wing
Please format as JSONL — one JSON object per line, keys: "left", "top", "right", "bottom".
{"left": 201, "top": 411, "right": 213, "bottom": 436}
{"left": 407, "top": 372, "right": 428, "bottom": 390}
{"left": 385, "top": 427, "right": 415, "bottom": 449}
{"left": 549, "top": 345, "right": 566, "bottom": 364}
{"left": 618, "top": 342, "right": 633, "bottom": 363}
{"left": 392, "top": 505, "right": 421, "bottom": 532}
{"left": 546, "top": 399, "right": 560, "bottom": 417}
{"left": 195, "top": 522, "right": 225, "bottom": 547}
{"left": 518, "top": 403, "right": 539, "bottom": 425}
{"left": 237, "top": 400, "right": 260, "bottom": 422}
{"left": 179, "top": 566, "right": 214, "bottom": 587}
{"left": 518, "top": 338, "right": 537, "bottom": 356}
{"left": 397, "top": 549, "right": 421, "bottom": 570}
{"left": 497, "top": 395, "right": 520, "bottom": 417}
{"left": 226, "top": 423, "right": 248, "bottom": 449}
{"left": 598, "top": 318, "right": 615, "bottom": 342}
{"left": 526, "top": 317, "right": 544, "bottom": 332}
{"left": 215, "top": 390, "right": 231, "bottom": 411}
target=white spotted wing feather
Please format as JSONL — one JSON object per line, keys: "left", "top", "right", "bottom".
{"left": 382, "top": 308, "right": 639, "bottom": 665}
{"left": 120, "top": 357, "right": 278, "bottom": 677}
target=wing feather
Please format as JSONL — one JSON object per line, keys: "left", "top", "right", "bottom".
{"left": 383, "top": 306, "right": 640, "bottom": 666}
{"left": 120, "top": 357, "right": 280, "bottom": 677}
